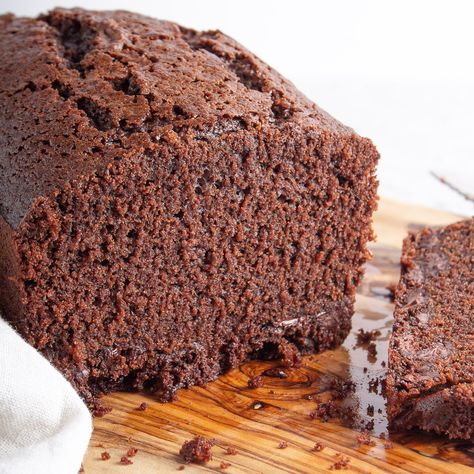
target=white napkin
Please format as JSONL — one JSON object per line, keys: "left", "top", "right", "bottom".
{"left": 0, "top": 318, "right": 92, "bottom": 474}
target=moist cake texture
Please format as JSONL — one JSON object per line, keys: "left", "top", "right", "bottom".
{"left": 387, "top": 219, "right": 474, "bottom": 439}
{"left": 0, "top": 8, "right": 379, "bottom": 409}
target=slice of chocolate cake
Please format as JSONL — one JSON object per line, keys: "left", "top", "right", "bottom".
{"left": 387, "top": 219, "right": 474, "bottom": 439}
{"left": 0, "top": 8, "right": 379, "bottom": 410}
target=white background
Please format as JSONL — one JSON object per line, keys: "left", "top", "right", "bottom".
{"left": 3, "top": 0, "right": 474, "bottom": 215}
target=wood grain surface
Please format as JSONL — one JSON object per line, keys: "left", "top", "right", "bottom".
{"left": 83, "top": 198, "right": 473, "bottom": 473}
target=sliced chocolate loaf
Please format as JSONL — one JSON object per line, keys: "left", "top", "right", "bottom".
{"left": 387, "top": 219, "right": 474, "bottom": 439}
{"left": 0, "top": 9, "right": 379, "bottom": 409}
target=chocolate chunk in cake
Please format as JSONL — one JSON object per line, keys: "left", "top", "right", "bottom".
{"left": 387, "top": 219, "right": 474, "bottom": 439}
{"left": 0, "top": 8, "right": 379, "bottom": 408}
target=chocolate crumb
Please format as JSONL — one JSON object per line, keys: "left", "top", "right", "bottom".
{"left": 100, "top": 451, "right": 111, "bottom": 461}
{"left": 309, "top": 401, "right": 357, "bottom": 428}
{"left": 180, "top": 436, "right": 215, "bottom": 464}
{"left": 138, "top": 402, "right": 148, "bottom": 411}
{"left": 356, "top": 329, "right": 381, "bottom": 346}
{"left": 127, "top": 447, "right": 138, "bottom": 457}
{"left": 262, "top": 368, "right": 288, "bottom": 379}
{"left": 363, "top": 367, "right": 368, "bottom": 373}
{"left": 177, "top": 466, "right": 185, "bottom": 471}
{"left": 356, "top": 431, "right": 376, "bottom": 447}
{"left": 367, "top": 342, "right": 377, "bottom": 361}
{"left": 329, "top": 378, "right": 355, "bottom": 400}
{"left": 220, "top": 461, "right": 231, "bottom": 469}
{"left": 247, "top": 376, "right": 264, "bottom": 389}
{"left": 381, "top": 360, "right": 386, "bottom": 368}
{"left": 368, "top": 342, "right": 377, "bottom": 355}
{"left": 330, "top": 454, "right": 350, "bottom": 470}
{"left": 226, "top": 447, "right": 237, "bottom": 455}
{"left": 368, "top": 377, "right": 379, "bottom": 394}
{"left": 94, "top": 404, "right": 112, "bottom": 417}
{"left": 278, "top": 441, "right": 288, "bottom": 449}
{"left": 312, "top": 442, "right": 325, "bottom": 452}
{"left": 120, "top": 456, "right": 133, "bottom": 465}
{"left": 366, "top": 404, "right": 374, "bottom": 417}
{"left": 384, "top": 441, "right": 394, "bottom": 449}
{"left": 365, "top": 420, "right": 375, "bottom": 431}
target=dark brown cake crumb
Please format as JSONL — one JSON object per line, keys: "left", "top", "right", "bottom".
{"left": 177, "top": 466, "right": 185, "bottom": 471}
{"left": 79, "top": 465, "right": 85, "bottom": 473}
{"left": 120, "top": 456, "right": 133, "bottom": 465}
{"left": 381, "top": 360, "right": 386, "bottom": 367}
{"left": 330, "top": 454, "right": 350, "bottom": 470}
{"left": 312, "top": 442, "right": 325, "bottom": 452}
{"left": 220, "top": 461, "right": 231, "bottom": 469}
{"left": 367, "top": 342, "right": 377, "bottom": 361}
{"left": 365, "top": 420, "right": 375, "bottom": 431}
{"left": 329, "top": 378, "right": 355, "bottom": 400}
{"left": 226, "top": 447, "right": 237, "bottom": 456}
{"left": 356, "top": 431, "right": 376, "bottom": 447}
{"left": 366, "top": 404, "right": 374, "bottom": 417}
{"left": 180, "top": 436, "right": 215, "bottom": 464}
{"left": 310, "top": 402, "right": 333, "bottom": 422}
{"left": 310, "top": 401, "right": 356, "bottom": 427}
{"left": 247, "top": 376, "right": 264, "bottom": 389}
{"left": 127, "top": 448, "right": 138, "bottom": 457}
{"left": 94, "top": 404, "right": 112, "bottom": 417}
{"left": 278, "top": 441, "right": 288, "bottom": 449}
{"left": 368, "top": 377, "right": 379, "bottom": 394}
{"left": 262, "top": 368, "right": 288, "bottom": 379}
{"left": 137, "top": 402, "right": 148, "bottom": 411}
{"left": 100, "top": 451, "right": 111, "bottom": 461}
{"left": 356, "top": 329, "right": 381, "bottom": 346}
{"left": 379, "top": 433, "right": 393, "bottom": 448}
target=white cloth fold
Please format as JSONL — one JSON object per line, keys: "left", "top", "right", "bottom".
{"left": 0, "top": 318, "right": 92, "bottom": 474}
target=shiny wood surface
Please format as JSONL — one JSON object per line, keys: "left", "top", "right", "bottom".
{"left": 83, "top": 198, "right": 472, "bottom": 473}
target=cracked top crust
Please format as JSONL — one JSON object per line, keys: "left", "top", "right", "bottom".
{"left": 0, "top": 8, "right": 354, "bottom": 228}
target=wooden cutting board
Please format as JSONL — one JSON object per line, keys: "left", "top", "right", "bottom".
{"left": 82, "top": 198, "right": 473, "bottom": 473}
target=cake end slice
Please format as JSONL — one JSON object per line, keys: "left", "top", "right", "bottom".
{"left": 387, "top": 218, "right": 474, "bottom": 439}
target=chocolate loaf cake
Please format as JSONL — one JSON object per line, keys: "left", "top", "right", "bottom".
{"left": 0, "top": 8, "right": 379, "bottom": 409}
{"left": 387, "top": 219, "right": 474, "bottom": 439}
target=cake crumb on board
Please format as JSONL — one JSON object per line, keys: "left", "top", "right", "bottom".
{"left": 180, "top": 436, "right": 215, "bottom": 464}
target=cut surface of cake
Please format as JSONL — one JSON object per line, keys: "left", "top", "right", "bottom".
{"left": 387, "top": 218, "right": 474, "bottom": 439}
{"left": 0, "top": 8, "right": 379, "bottom": 409}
